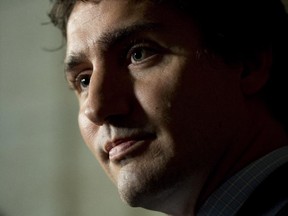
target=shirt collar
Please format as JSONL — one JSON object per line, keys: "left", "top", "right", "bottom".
{"left": 197, "top": 146, "right": 288, "bottom": 216}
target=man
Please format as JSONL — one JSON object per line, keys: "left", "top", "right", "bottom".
{"left": 49, "top": 0, "right": 288, "bottom": 215}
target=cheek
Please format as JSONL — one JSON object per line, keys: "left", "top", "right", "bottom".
{"left": 168, "top": 73, "right": 243, "bottom": 158}
{"left": 78, "top": 112, "right": 119, "bottom": 182}
{"left": 78, "top": 112, "right": 102, "bottom": 159}
{"left": 134, "top": 74, "right": 179, "bottom": 126}
{"left": 137, "top": 59, "right": 242, "bottom": 156}
{"left": 78, "top": 112, "right": 93, "bottom": 144}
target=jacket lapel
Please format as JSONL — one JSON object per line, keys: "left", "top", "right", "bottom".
{"left": 236, "top": 162, "right": 288, "bottom": 216}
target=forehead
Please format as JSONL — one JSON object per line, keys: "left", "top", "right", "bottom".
{"left": 67, "top": 0, "right": 153, "bottom": 35}
{"left": 66, "top": 0, "right": 201, "bottom": 62}
{"left": 66, "top": 0, "right": 155, "bottom": 53}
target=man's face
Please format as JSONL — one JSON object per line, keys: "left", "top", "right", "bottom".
{"left": 66, "top": 0, "right": 244, "bottom": 211}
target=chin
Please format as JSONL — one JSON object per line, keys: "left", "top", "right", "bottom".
{"left": 117, "top": 179, "right": 165, "bottom": 209}
{"left": 116, "top": 163, "right": 156, "bottom": 207}
{"left": 115, "top": 158, "right": 187, "bottom": 210}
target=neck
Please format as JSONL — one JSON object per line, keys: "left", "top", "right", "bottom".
{"left": 142, "top": 176, "right": 202, "bottom": 216}
{"left": 196, "top": 103, "right": 288, "bottom": 212}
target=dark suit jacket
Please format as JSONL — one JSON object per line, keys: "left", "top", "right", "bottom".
{"left": 237, "top": 162, "right": 288, "bottom": 216}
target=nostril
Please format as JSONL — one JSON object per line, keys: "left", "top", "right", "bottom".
{"left": 83, "top": 97, "right": 132, "bottom": 126}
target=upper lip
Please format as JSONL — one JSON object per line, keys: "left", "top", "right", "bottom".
{"left": 104, "top": 133, "right": 155, "bottom": 154}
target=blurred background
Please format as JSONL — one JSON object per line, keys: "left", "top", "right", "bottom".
{"left": 0, "top": 1, "right": 163, "bottom": 216}
{"left": 0, "top": 1, "right": 287, "bottom": 216}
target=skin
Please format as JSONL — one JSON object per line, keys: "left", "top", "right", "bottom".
{"left": 65, "top": 0, "right": 288, "bottom": 215}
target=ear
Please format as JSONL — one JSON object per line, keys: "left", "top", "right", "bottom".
{"left": 240, "top": 50, "right": 272, "bottom": 95}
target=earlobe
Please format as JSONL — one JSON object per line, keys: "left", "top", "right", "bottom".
{"left": 240, "top": 50, "right": 272, "bottom": 95}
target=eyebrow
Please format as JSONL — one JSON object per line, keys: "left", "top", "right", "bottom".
{"left": 97, "top": 22, "right": 161, "bottom": 50}
{"left": 64, "top": 52, "right": 87, "bottom": 72}
{"left": 64, "top": 22, "right": 161, "bottom": 73}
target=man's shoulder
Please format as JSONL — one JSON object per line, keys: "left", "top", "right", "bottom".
{"left": 237, "top": 162, "right": 288, "bottom": 216}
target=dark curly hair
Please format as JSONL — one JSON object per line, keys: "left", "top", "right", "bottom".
{"left": 48, "top": 0, "right": 78, "bottom": 37}
{"left": 49, "top": 0, "right": 288, "bottom": 130}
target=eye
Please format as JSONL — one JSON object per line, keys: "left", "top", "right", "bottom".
{"left": 126, "top": 41, "right": 161, "bottom": 66}
{"left": 130, "top": 48, "right": 153, "bottom": 63}
{"left": 79, "top": 75, "right": 90, "bottom": 89}
{"left": 72, "top": 73, "right": 91, "bottom": 92}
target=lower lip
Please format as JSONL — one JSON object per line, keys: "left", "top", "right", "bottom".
{"left": 108, "top": 139, "right": 150, "bottom": 161}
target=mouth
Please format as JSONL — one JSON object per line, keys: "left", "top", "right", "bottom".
{"left": 105, "top": 133, "right": 156, "bottom": 162}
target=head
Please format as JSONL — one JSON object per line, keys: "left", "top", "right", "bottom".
{"left": 50, "top": 0, "right": 288, "bottom": 130}
{"left": 49, "top": 0, "right": 288, "bottom": 214}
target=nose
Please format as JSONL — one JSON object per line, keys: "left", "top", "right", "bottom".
{"left": 83, "top": 66, "right": 132, "bottom": 126}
